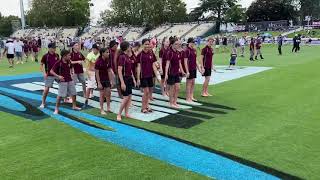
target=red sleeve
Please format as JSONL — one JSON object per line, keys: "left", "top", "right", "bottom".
{"left": 201, "top": 47, "right": 206, "bottom": 56}
{"left": 166, "top": 51, "right": 173, "bottom": 62}
{"left": 118, "top": 55, "right": 125, "bottom": 67}
{"left": 159, "top": 49, "right": 163, "bottom": 58}
{"left": 41, "top": 54, "right": 47, "bottom": 64}
{"left": 80, "top": 53, "right": 85, "bottom": 61}
{"left": 152, "top": 52, "right": 157, "bottom": 63}
{"left": 136, "top": 53, "right": 141, "bottom": 64}
{"left": 95, "top": 60, "right": 101, "bottom": 70}
{"left": 52, "top": 61, "right": 61, "bottom": 74}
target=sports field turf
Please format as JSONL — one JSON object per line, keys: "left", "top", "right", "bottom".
{"left": 0, "top": 45, "right": 319, "bottom": 179}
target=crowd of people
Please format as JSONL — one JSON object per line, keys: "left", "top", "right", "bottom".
{"left": 31, "top": 36, "right": 216, "bottom": 121}
{"left": 1, "top": 31, "right": 309, "bottom": 121}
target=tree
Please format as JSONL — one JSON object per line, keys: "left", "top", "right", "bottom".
{"left": 196, "top": 0, "right": 238, "bottom": 33}
{"left": 26, "top": 0, "right": 90, "bottom": 27}
{"left": 225, "top": 5, "right": 247, "bottom": 24}
{"left": 0, "top": 13, "right": 20, "bottom": 37}
{"left": 246, "top": 0, "right": 297, "bottom": 22}
{"left": 299, "top": 0, "right": 320, "bottom": 21}
{"left": 99, "top": 0, "right": 187, "bottom": 27}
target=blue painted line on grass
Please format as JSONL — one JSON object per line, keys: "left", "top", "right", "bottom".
{"left": 0, "top": 94, "right": 26, "bottom": 111}
{"left": 0, "top": 79, "right": 280, "bottom": 180}
{"left": 0, "top": 73, "right": 42, "bottom": 82}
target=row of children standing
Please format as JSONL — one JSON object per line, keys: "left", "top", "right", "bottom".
{"left": 39, "top": 37, "right": 215, "bottom": 121}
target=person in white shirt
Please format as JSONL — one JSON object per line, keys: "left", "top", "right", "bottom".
{"left": 3, "top": 39, "right": 15, "bottom": 68}
{"left": 15, "top": 38, "right": 24, "bottom": 64}
{"left": 239, "top": 37, "right": 246, "bottom": 57}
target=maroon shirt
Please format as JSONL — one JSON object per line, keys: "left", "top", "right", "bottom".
{"left": 52, "top": 60, "right": 73, "bottom": 82}
{"left": 159, "top": 47, "right": 170, "bottom": 75}
{"left": 201, "top": 45, "right": 213, "bottom": 69}
{"left": 23, "top": 43, "right": 29, "bottom": 53}
{"left": 95, "top": 56, "right": 112, "bottom": 82}
{"left": 71, "top": 51, "right": 85, "bottom": 74}
{"left": 137, "top": 50, "right": 157, "bottom": 78}
{"left": 32, "top": 41, "right": 38, "bottom": 52}
{"left": 130, "top": 51, "right": 138, "bottom": 78}
{"left": 118, "top": 53, "right": 133, "bottom": 77}
{"left": 185, "top": 47, "right": 197, "bottom": 71}
{"left": 110, "top": 49, "right": 117, "bottom": 73}
{"left": 167, "top": 48, "right": 181, "bottom": 76}
{"left": 41, "top": 52, "right": 59, "bottom": 76}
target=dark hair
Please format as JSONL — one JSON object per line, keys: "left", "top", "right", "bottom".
{"left": 169, "top": 37, "right": 178, "bottom": 46}
{"left": 161, "top": 37, "right": 168, "bottom": 49}
{"left": 60, "top": 49, "right": 70, "bottom": 58}
{"left": 142, "top": 38, "right": 150, "bottom": 45}
{"left": 120, "top": 41, "right": 130, "bottom": 52}
{"left": 99, "top": 48, "right": 108, "bottom": 56}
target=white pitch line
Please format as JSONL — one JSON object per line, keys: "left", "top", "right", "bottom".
{"left": 32, "top": 82, "right": 179, "bottom": 114}
{"left": 14, "top": 82, "right": 171, "bottom": 122}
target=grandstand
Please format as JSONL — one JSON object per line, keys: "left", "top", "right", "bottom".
{"left": 29, "top": 28, "right": 60, "bottom": 39}
{"left": 80, "top": 27, "right": 105, "bottom": 39}
{"left": 139, "top": 25, "right": 171, "bottom": 40}
{"left": 58, "top": 28, "right": 78, "bottom": 38}
{"left": 157, "top": 23, "right": 198, "bottom": 39}
{"left": 124, "top": 27, "right": 144, "bottom": 41}
{"left": 11, "top": 29, "right": 33, "bottom": 38}
{"left": 184, "top": 22, "right": 215, "bottom": 38}
{"left": 97, "top": 27, "right": 128, "bottom": 40}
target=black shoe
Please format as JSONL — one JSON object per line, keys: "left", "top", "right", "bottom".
{"left": 82, "top": 101, "right": 88, "bottom": 109}
{"left": 260, "top": 55, "right": 264, "bottom": 60}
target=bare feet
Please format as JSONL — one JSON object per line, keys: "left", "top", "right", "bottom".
{"left": 53, "top": 110, "right": 59, "bottom": 114}
{"left": 192, "top": 98, "right": 198, "bottom": 102}
{"left": 72, "top": 107, "right": 82, "bottom": 111}
{"left": 100, "top": 111, "right": 107, "bottom": 115}
{"left": 125, "top": 114, "right": 133, "bottom": 119}
{"left": 39, "top": 104, "right": 45, "bottom": 109}
{"left": 116, "top": 115, "right": 122, "bottom": 121}
{"left": 201, "top": 93, "right": 208, "bottom": 97}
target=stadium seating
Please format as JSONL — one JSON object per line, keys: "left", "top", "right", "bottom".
{"left": 124, "top": 27, "right": 144, "bottom": 41}
{"left": 139, "top": 25, "right": 171, "bottom": 40}
{"left": 157, "top": 23, "right": 198, "bottom": 39}
{"left": 97, "top": 27, "right": 128, "bottom": 40}
{"left": 184, "top": 23, "right": 215, "bottom": 38}
{"left": 59, "top": 28, "right": 78, "bottom": 38}
{"left": 11, "top": 29, "right": 34, "bottom": 38}
{"left": 81, "top": 27, "right": 105, "bottom": 39}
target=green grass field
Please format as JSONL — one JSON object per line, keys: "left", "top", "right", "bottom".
{"left": 287, "top": 29, "right": 320, "bottom": 38}
{"left": 0, "top": 45, "right": 319, "bottom": 179}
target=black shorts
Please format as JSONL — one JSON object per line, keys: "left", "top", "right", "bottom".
{"left": 140, "top": 77, "right": 154, "bottom": 88}
{"left": 167, "top": 75, "right": 181, "bottom": 85}
{"left": 122, "top": 77, "right": 133, "bottom": 96}
{"left": 187, "top": 69, "right": 197, "bottom": 80}
{"left": 98, "top": 80, "right": 111, "bottom": 89}
{"left": 7, "top": 54, "right": 14, "bottom": 59}
{"left": 230, "top": 62, "right": 236, "bottom": 66}
{"left": 203, "top": 68, "right": 212, "bottom": 77}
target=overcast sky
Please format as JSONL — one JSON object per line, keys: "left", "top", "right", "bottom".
{"left": 1, "top": 0, "right": 254, "bottom": 23}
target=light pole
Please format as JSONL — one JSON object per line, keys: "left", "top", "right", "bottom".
{"left": 20, "top": 0, "right": 26, "bottom": 29}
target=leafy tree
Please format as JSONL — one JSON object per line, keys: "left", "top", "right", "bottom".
{"left": 246, "top": 0, "right": 297, "bottom": 22}
{"left": 0, "top": 13, "right": 20, "bottom": 37}
{"left": 225, "top": 4, "right": 247, "bottom": 24}
{"left": 196, "top": 0, "right": 238, "bottom": 32}
{"left": 299, "top": 0, "right": 320, "bottom": 20}
{"left": 26, "top": 0, "right": 90, "bottom": 27}
{"left": 99, "top": 0, "right": 187, "bottom": 27}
